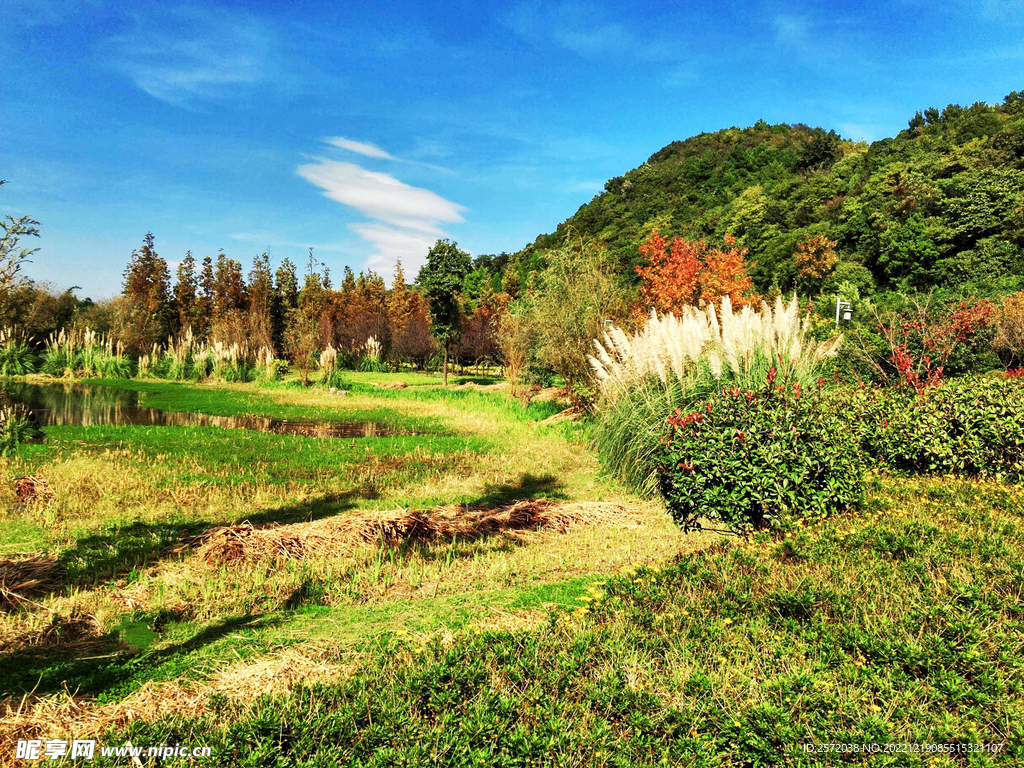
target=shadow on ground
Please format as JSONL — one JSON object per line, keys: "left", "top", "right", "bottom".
{"left": 0, "top": 613, "right": 284, "bottom": 699}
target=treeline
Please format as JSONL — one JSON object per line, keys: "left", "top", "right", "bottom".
{"left": 96, "top": 235, "right": 508, "bottom": 374}
{"left": 465, "top": 89, "right": 1024, "bottom": 301}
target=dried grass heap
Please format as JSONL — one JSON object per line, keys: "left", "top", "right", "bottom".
{"left": 0, "top": 556, "right": 62, "bottom": 611}
{"left": 195, "top": 500, "right": 631, "bottom": 565}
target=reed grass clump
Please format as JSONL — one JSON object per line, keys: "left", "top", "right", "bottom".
{"left": 590, "top": 296, "right": 843, "bottom": 495}
{"left": 160, "top": 329, "right": 202, "bottom": 380}
{"left": 0, "top": 327, "right": 36, "bottom": 376}
{"left": 41, "top": 328, "right": 132, "bottom": 379}
{"left": 207, "top": 341, "right": 253, "bottom": 382}
{"left": 254, "top": 346, "right": 287, "bottom": 384}
{"left": 358, "top": 336, "right": 388, "bottom": 373}
{"left": 0, "top": 399, "right": 42, "bottom": 457}
{"left": 317, "top": 345, "right": 347, "bottom": 389}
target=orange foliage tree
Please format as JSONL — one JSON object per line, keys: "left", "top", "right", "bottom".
{"left": 636, "top": 231, "right": 755, "bottom": 313}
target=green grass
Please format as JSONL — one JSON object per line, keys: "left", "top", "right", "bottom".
{"left": 1, "top": 374, "right": 672, "bottom": 712}
{"left": 100, "top": 476, "right": 1024, "bottom": 767}
{"left": 6, "top": 373, "right": 1020, "bottom": 765}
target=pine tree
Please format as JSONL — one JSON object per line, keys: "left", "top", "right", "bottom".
{"left": 173, "top": 251, "right": 198, "bottom": 334}
{"left": 247, "top": 253, "right": 275, "bottom": 351}
{"left": 273, "top": 257, "right": 298, "bottom": 351}
{"left": 120, "top": 232, "right": 172, "bottom": 354}
{"left": 197, "top": 255, "right": 215, "bottom": 337}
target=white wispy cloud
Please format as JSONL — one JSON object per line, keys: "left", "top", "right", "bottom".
{"left": 106, "top": 7, "right": 272, "bottom": 106}
{"left": 350, "top": 223, "right": 439, "bottom": 276}
{"left": 297, "top": 159, "right": 464, "bottom": 231}
{"left": 325, "top": 137, "right": 397, "bottom": 160}
{"left": 326, "top": 135, "right": 454, "bottom": 174}
{"left": 297, "top": 147, "right": 466, "bottom": 275}
{"left": 504, "top": 1, "right": 676, "bottom": 60}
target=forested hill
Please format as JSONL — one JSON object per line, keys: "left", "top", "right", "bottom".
{"left": 509, "top": 91, "right": 1024, "bottom": 298}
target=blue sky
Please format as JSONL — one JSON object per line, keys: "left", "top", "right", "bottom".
{"left": 2, "top": 0, "right": 1021, "bottom": 298}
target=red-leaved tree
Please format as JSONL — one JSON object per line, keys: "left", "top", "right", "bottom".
{"left": 636, "top": 231, "right": 755, "bottom": 313}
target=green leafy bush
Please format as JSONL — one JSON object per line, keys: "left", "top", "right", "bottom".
{"left": 829, "top": 377, "right": 1024, "bottom": 481}
{"left": 657, "top": 376, "right": 864, "bottom": 532}
{"left": 0, "top": 329, "right": 36, "bottom": 376}
{"left": 0, "top": 401, "right": 43, "bottom": 457}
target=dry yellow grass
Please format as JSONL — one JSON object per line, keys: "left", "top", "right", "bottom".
{"left": 0, "top": 644, "right": 350, "bottom": 756}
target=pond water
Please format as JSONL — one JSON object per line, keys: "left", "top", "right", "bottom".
{"left": 0, "top": 382, "right": 402, "bottom": 439}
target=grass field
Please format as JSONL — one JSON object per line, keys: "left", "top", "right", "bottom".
{"left": 1, "top": 374, "right": 1022, "bottom": 765}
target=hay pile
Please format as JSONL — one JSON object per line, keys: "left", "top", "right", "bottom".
{"left": 13, "top": 475, "right": 53, "bottom": 508}
{"left": 195, "top": 499, "right": 631, "bottom": 566}
{"left": 0, "top": 556, "right": 62, "bottom": 610}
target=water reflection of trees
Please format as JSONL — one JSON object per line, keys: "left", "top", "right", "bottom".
{"left": 0, "top": 383, "right": 397, "bottom": 438}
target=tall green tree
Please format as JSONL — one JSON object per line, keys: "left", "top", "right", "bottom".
{"left": 272, "top": 257, "right": 299, "bottom": 349}
{"left": 246, "top": 253, "right": 275, "bottom": 350}
{"left": 197, "top": 255, "right": 215, "bottom": 337}
{"left": 417, "top": 239, "right": 471, "bottom": 385}
{"left": 213, "top": 251, "right": 246, "bottom": 317}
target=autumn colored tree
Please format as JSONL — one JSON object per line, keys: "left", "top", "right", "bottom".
{"left": 119, "top": 233, "right": 173, "bottom": 354}
{"left": 699, "top": 234, "right": 755, "bottom": 307}
{"left": 460, "top": 285, "right": 507, "bottom": 369}
{"left": 635, "top": 231, "right": 700, "bottom": 312}
{"left": 173, "top": 251, "right": 198, "bottom": 334}
{"left": 349, "top": 270, "right": 390, "bottom": 355}
{"left": 286, "top": 262, "right": 329, "bottom": 385}
{"left": 794, "top": 234, "right": 838, "bottom": 289}
{"left": 636, "top": 231, "right": 755, "bottom": 313}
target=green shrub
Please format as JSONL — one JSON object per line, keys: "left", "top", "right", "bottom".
{"left": 592, "top": 297, "right": 843, "bottom": 495}
{"left": 358, "top": 356, "right": 389, "bottom": 373}
{"left": 320, "top": 368, "right": 348, "bottom": 389}
{"left": 0, "top": 401, "right": 43, "bottom": 457}
{"left": 0, "top": 343, "right": 35, "bottom": 376}
{"left": 657, "top": 375, "right": 864, "bottom": 532}
{"left": 829, "top": 377, "right": 1024, "bottom": 481}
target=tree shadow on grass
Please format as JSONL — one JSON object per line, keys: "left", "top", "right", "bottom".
{"left": 0, "top": 613, "right": 283, "bottom": 699}
{"left": 467, "top": 472, "right": 567, "bottom": 507}
{"left": 55, "top": 489, "right": 373, "bottom": 587}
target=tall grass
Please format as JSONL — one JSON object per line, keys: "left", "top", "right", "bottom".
{"left": 317, "top": 344, "right": 347, "bottom": 389}
{"left": 254, "top": 346, "right": 286, "bottom": 384}
{"left": 134, "top": 334, "right": 254, "bottom": 383}
{"left": 590, "top": 295, "right": 843, "bottom": 495}
{"left": 41, "top": 327, "right": 133, "bottom": 378}
{"left": 0, "top": 399, "right": 42, "bottom": 456}
{"left": 0, "top": 327, "right": 36, "bottom": 375}
{"left": 359, "top": 336, "right": 388, "bottom": 373}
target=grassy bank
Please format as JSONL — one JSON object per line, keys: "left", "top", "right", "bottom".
{"left": 99, "top": 477, "right": 1024, "bottom": 766}
{"left": 2, "top": 375, "right": 1022, "bottom": 765}
{"left": 0, "top": 375, "right": 688, "bottom": 750}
